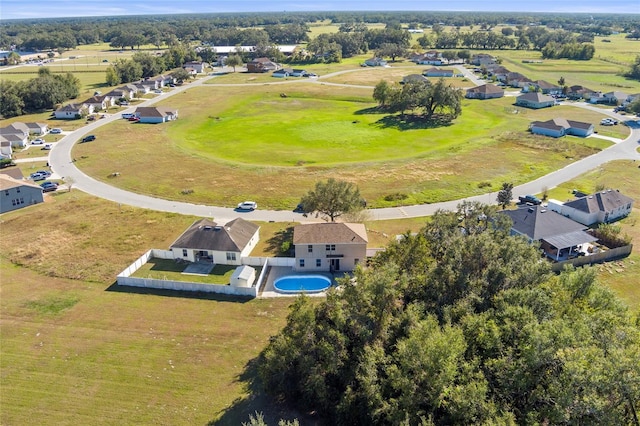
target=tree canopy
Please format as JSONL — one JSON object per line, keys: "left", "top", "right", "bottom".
{"left": 259, "top": 202, "right": 640, "bottom": 425}
{"left": 299, "top": 178, "right": 363, "bottom": 222}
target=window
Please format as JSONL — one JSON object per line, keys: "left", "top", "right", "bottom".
{"left": 226, "top": 252, "right": 237, "bottom": 261}
{"left": 299, "top": 259, "right": 305, "bottom": 268}
{"left": 308, "top": 245, "right": 313, "bottom": 253}
{"left": 19, "top": 197, "right": 24, "bottom": 204}
{"left": 182, "top": 249, "right": 188, "bottom": 257}
{"left": 325, "top": 244, "right": 336, "bottom": 251}
{"left": 316, "top": 259, "right": 321, "bottom": 267}
{"left": 16, "top": 188, "right": 20, "bottom": 193}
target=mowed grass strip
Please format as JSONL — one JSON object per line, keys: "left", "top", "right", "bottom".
{"left": 72, "top": 84, "right": 617, "bottom": 209}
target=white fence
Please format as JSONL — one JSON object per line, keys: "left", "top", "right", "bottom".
{"left": 242, "top": 256, "right": 295, "bottom": 267}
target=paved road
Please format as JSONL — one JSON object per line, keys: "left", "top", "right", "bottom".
{"left": 48, "top": 68, "right": 640, "bottom": 224}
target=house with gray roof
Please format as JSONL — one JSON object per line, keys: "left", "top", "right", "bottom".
{"left": 170, "top": 218, "right": 260, "bottom": 265}
{"left": 466, "top": 83, "right": 504, "bottom": 99}
{"left": 515, "top": 92, "right": 555, "bottom": 109}
{"left": 54, "top": 103, "right": 93, "bottom": 119}
{"left": 501, "top": 205, "right": 597, "bottom": 261}
{"left": 293, "top": 222, "right": 368, "bottom": 272}
{"left": 0, "top": 175, "right": 44, "bottom": 214}
{"left": 529, "top": 118, "right": 594, "bottom": 138}
{"left": 532, "top": 80, "right": 561, "bottom": 95}
{"left": 402, "top": 74, "right": 429, "bottom": 84}
{"left": 548, "top": 190, "right": 634, "bottom": 226}
{"left": 422, "top": 67, "right": 454, "bottom": 78}
{"left": 134, "top": 106, "right": 178, "bottom": 123}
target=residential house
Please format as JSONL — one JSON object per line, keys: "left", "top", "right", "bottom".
{"left": 412, "top": 51, "right": 445, "bottom": 65}
{"left": 505, "top": 72, "right": 532, "bottom": 88}
{"left": 54, "top": 103, "right": 93, "bottom": 119}
{"left": 292, "top": 222, "right": 368, "bottom": 273}
{"left": 567, "top": 85, "right": 594, "bottom": 100}
{"left": 0, "top": 133, "right": 27, "bottom": 150}
{"left": 290, "top": 69, "right": 307, "bottom": 77}
{"left": 170, "top": 218, "right": 260, "bottom": 265}
{"left": 529, "top": 118, "right": 594, "bottom": 138}
{"left": 24, "top": 122, "right": 49, "bottom": 135}
{"left": 133, "top": 83, "right": 151, "bottom": 94}
{"left": 470, "top": 53, "right": 496, "bottom": 66}
{"left": 272, "top": 68, "right": 291, "bottom": 78}
{"left": 0, "top": 175, "right": 44, "bottom": 214}
{"left": 465, "top": 83, "right": 504, "bottom": 99}
{"left": 134, "top": 106, "right": 178, "bottom": 123}
{"left": 422, "top": 67, "right": 454, "bottom": 78}
{"left": 401, "top": 74, "right": 429, "bottom": 84}
{"left": 82, "top": 95, "right": 112, "bottom": 111}
{"left": 548, "top": 190, "right": 634, "bottom": 226}
{"left": 247, "top": 57, "right": 278, "bottom": 73}
{"left": 501, "top": 205, "right": 597, "bottom": 261}
{"left": 532, "top": 80, "right": 562, "bottom": 95}
{"left": 183, "top": 61, "right": 208, "bottom": 74}
{"left": 486, "top": 65, "right": 510, "bottom": 80}
{"left": 364, "top": 57, "right": 387, "bottom": 67}
{"left": 515, "top": 92, "right": 555, "bottom": 109}
{"left": 623, "top": 93, "right": 640, "bottom": 108}
{"left": 0, "top": 140, "right": 12, "bottom": 159}
{"left": 590, "top": 91, "right": 628, "bottom": 105}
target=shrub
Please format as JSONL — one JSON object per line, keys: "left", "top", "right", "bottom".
{"left": 384, "top": 193, "right": 408, "bottom": 201}
{"left": 477, "top": 181, "right": 492, "bottom": 189}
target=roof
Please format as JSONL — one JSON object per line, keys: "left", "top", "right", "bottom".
{"left": 501, "top": 205, "right": 586, "bottom": 241}
{"left": 56, "top": 103, "right": 84, "bottom": 112}
{"left": 564, "top": 190, "right": 634, "bottom": 214}
{"left": 531, "top": 118, "right": 592, "bottom": 131}
{"left": 231, "top": 265, "right": 256, "bottom": 281}
{"left": 403, "top": 74, "right": 429, "bottom": 83}
{"left": 467, "top": 83, "right": 503, "bottom": 94}
{"left": 543, "top": 230, "right": 598, "bottom": 249}
{"left": 517, "top": 92, "right": 555, "bottom": 103}
{"left": 293, "top": 222, "right": 368, "bottom": 245}
{"left": 0, "top": 175, "right": 41, "bottom": 191}
{"left": 534, "top": 80, "right": 559, "bottom": 89}
{"left": 170, "top": 218, "right": 259, "bottom": 252}
{"left": 0, "top": 122, "right": 29, "bottom": 134}
{"left": 0, "top": 167, "right": 24, "bottom": 180}
{"left": 134, "top": 106, "right": 178, "bottom": 118}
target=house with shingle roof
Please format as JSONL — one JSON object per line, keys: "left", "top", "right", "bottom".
{"left": 402, "top": 74, "right": 429, "bottom": 84}
{"left": 422, "top": 67, "right": 454, "bottom": 78}
{"left": 24, "top": 122, "right": 49, "bottom": 135}
{"left": 532, "top": 80, "right": 562, "bottom": 95}
{"left": 505, "top": 72, "right": 532, "bottom": 88}
{"left": 466, "top": 83, "right": 504, "bottom": 99}
{"left": 0, "top": 140, "right": 12, "bottom": 158}
{"left": 0, "top": 175, "right": 44, "bottom": 213}
{"left": 529, "top": 118, "right": 594, "bottom": 138}
{"left": 293, "top": 222, "right": 368, "bottom": 272}
{"left": 54, "top": 103, "right": 93, "bottom": 119}
{"left": 515, "top": 92, "right": 555, "bottom": 109}
{"left": 567, "top": 85, "right": 595, "bottom": 100}
{"left": 134, "top": 106, "right": 178, "bottom": 123}
{"left": 501, "top": 205, "right": 597, "bottom": 261}
{"left": 170, "top": 218, "right": 260, "bottom": 265}
{"left": 82, "top": 95, "right": 115, "bottom": 111}
{"left": 548, "top": 190, "right": 634, "bottom": 226}
{"left": 183, "top": 61, "right": 208, "bottom": 74}
{"left": 470, "top": 53, "right": 496, "bottom": 66}
{"left": 247, "top": 57, "right": 278, "bottom": 73}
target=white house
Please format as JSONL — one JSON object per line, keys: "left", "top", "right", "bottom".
{"left": 183, "top": 61, "right": 208, "bottom": 74}
{"left": 548, "top": 190, "right": 634, "bottom": 226}
{"left": 0, "top": 140, "right": 13, "bottom": 158}
{"left": 54, "top": 103, "right": 93, "bottom": 119}
{"left": 292, "top": 222, "right": 368, "bottom": 273}
{"left": 364, "top": 57, "right": 387, "bottom": 67}
{"left": 170, "top": 218, "right": 260, "bottom": 265}
{"left": 134, "top": 106, "right": 178, "bottom": 123}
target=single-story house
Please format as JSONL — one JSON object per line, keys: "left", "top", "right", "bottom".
{"left": 170, "top": 218, "right": 260, "bottom": 265}
{"left": 466, "top": 83, "right": 504, "bottom": 99}
{"left": 567, "top": 85, "right": 595, "bottom": 100}
{"left": 487, "top": 65, "right": 510, "bottom": 80}
{"left": 133, "top": 83, "right": 151, "bottom": 94}
{"left": 515, "top": 92, "right": 556, "bottom": 109}
{"left": 623, "top": 93, "right": 640, "bottom": 107}
{"left": 548, "top": 190, "right": 634, "bottom": 226}
{"left": 183, "top": 61, "right": 208, "bottom": 74}
{"left": 184, "top": 67, "right": 198, "bottom": 77}
{"left": 0, "top": 122, "right": 29, "bottom": 138}
{"left": 401, "top": 74, "right": 429, "bottom": 84}
{"left": 412, "top": 51, "right": 444, "bottom": 65}
{"left": 290, "top": 69, "right": 307, "bottom": 77}
{"left": 134, "top": 106, "right": 178, "bottom": 123}
{"left": 422, "top": 67, "right": 454, "bottom": 78}
{"left": 364, "top": 57, "right": 387, "bottom": 67}
{"left": 505, "top": 72, "right": 532, "bottom": 88}
{"left": 82, "top": 95, "right": 114, "bottom": 111}
{"left": 0, "top": 133, "right": 28, "bottom": 149}
{"left": 247, "top": 57, "right": 278, "bottom": 73}
{"left": 292, "top": 222, "right": 368, "bottom": 273}
{"left": 590, "top": 91, "right": 628, "bottom": 105}
{"left": 0, "top": 140, "right": 12, "bottom": 158}
{"left": 532, "top": 80, "right": 562, "bottom": 95}
{"left": 24, "top": 122, "right": 49, "bottom": 135}
{"left": 470, "top": 53, "right": 496, "bottom": 66}
{"left": 272, "top": 68, "right": 291, "bottom": 78}
{"left": 529, "top": 118, "right": 594, "bottom": 138}
{"left": 0, "top": 175, "right": 44, "bottom": 214}
{"left": 501, "top": 205, "right": 598, "bottom": 261}
{"left": 54, "top": 103, "right": 93, "bottom": 119}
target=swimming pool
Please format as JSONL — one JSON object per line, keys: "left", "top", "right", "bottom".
{"left": 273, "top": 275, "right": 332, "bottom": 293}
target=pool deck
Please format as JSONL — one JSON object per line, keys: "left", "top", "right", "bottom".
{"left": 259, "top": 266, "right": 338, "bottom": 298}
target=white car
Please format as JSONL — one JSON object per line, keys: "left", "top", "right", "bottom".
{"left": 42, "top": 144, "right": 53, "bottom": 150}
{"left": 31, "top": 138, "right": 45, "bottom": 145}
{"left": 237, "top": 201, "right": 257, "bottom": 211}
{"left": 50, "top": 128, "right": 62, "bottom": 134}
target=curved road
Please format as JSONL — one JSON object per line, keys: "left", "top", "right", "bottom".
{"left": 49, "top": 67, "right": 640, "bottom": 224}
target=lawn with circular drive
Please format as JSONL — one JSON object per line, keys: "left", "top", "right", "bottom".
{"left": 72, "top": 82, "right": 623, "bottom": 210}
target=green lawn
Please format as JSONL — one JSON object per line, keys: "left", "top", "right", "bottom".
{"left": 132, "top": 258, "right": 243, "bottom": 285}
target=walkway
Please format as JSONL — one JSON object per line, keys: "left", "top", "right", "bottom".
{"left": 47, "top": 67, "right": 640, "bottom": 224}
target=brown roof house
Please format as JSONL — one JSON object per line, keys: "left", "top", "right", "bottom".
{"left": 515, "top": 92, "right": 555, "bottom": 109}
{"left": 170, "top": 218, "right": 260, "bottom": 265}
{"left": 247, "top": 57, "right": 278, "bottom": 73}
{"left": 529, "top": 118, "right": 594, "bottom": 138}
{"left": 54, "top": 103, "right": 93, "bottom": 119}
{"left": 293, "top": 222, "right": 368, "bottom": 273}
{"left": 466, "top": 83, "right": 504, "bottom": 99}
{"left": 0, "top": 175, "right": 44, "bottom": 214}
{"left": 134, "top": 106, "right": 178, "bottom": 123}
{"left": 548, "top": 190, "right": 634, "bottom": 226}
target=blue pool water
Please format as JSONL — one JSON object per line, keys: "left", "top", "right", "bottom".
{"left": 273, "top": 275, "right": 332, "bottom": 293}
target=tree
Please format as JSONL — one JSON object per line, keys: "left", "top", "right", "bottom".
{"left": 299, "top": 178, "right": 363, "bottom": 222}
{"left": 558, "top": 76, "right": 566, "bottom": 87}
{"left": 171, "top": 68, "right": 192, "bottom": 83}
{"left": 225, "top": 54, "right": 243, "bottom": 72}
{"left": 496, "top": 182, "right": 514, "bottom": 209}
{"left": 624, "top": 55, "right": 640, "bottom": 81}
{"left": 0, "top": 81, "right": 25, "bottom": 118}
{"left": 372, "top": 80, "right": 392, "bottom": 107}
{"left": 375, "top": 43, "right": 406, "bottom": 62}
{"left": 416, "top": 78, "right": 463, "bottom": 120}
{"left": 105, "top": 66, "right": 120, "bottom": 86}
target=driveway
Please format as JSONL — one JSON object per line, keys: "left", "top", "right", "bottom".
{"left": 47, "top": 68, "right": 640, "bottom": 224}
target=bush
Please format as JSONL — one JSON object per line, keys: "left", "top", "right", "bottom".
{"left": 477, "top": 181, "right": 492, "bottom": 189}
{"left": 384, "top": 192, "right": 408, "bottom": 201}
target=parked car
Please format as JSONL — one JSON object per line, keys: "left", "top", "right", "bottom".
{"left": 302, "top": 72, "right": 318, "bottom": 78}
{"left": 601, "top": 118, "right": 618, "bottom": 126}
{"left": 50, "top": 128, "right": 62, "bottom": 134}
{"left": 36, "top": 170, "right": 51, "bottom": 177}
{"left": 42, "top": 144, "right": 53, "bottom": 150}
{"left": 81, "top": 135, "right": 96, "bottom": 143}
{"left": 236, "top": 201, "right": 257, "bottom": 211}
{"left": 31, "top": 138, "right": 45, "bottom": 145}
{"left": 87, "top": 115, "right": 96, "bottom": 121}
{"left": 122, "top": 113, "right": 135, "bottom": 119}
{"left": 518, "top": 195, "right": 542, "bottom": 205}
{"left": 40, "top": 181, "right": 58, "bottom": 192}
{"left": 128, "top": 116, "right": 140, "bottom": 122}
{"left": 154, "top": 89, "right": 163, "bottom": 94}
{"left": 30, "top": 172, "right": 47, "bottom": 181}
{"left": 119, "top": 100, "right": 130, "bottom": 106}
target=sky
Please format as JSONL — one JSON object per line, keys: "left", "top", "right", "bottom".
{"left": 1, "top": 0, "right": 638, "bottom": 20}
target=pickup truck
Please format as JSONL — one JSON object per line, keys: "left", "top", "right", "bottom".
{"left": 518, "top": 195, "right": 542, "bottom": 205}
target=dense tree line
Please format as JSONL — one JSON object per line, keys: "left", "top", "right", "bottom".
{"left": 258, "top": 202, "right": 640, "bottom": 425}
{"left": 0, "top": 67, "right": 80, "bottom": 118}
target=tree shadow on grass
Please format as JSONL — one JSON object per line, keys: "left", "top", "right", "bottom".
{"left": 353, "top": 106, "right": 383, "bottom": 115}
{"left": 209, "top": 358, "right": 324, "bottom": 426}
{"left": 104, "top": 281, "right": 253, "bottom": 303}
{"left": 264, "top": 226, "right": 295, "bottom": 257}
{"left": 373, "top": 114, "right": 454, "bottom": 131}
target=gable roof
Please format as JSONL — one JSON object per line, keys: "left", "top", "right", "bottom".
{"left": 467, "top": 83, "right": 503, "bottom": 94}
{"left": 0, "top": 175, "right": 41, "bottom": 191}
{"left": 564, "top": 190, "right": 634, "bottom": 214}
{"left": 517, "top": 92, "right": 555, "bottom": 103}
{"left": 170, "top": 218, "right": 259, "bottom": 252}
{"left": 134, "top": 106, "right": 178, "bottom": 118}
{"left": 501, "top": 205, "right": 586, "bottom": 241}
{"left": 56, "top": 103, "right": 85, "bottom": 112}
{"left": 531, "top": 118, "right": 592, "bottom": 131}
{"left": 534, "top": 80, "right": 559, "bottom": 89}
{"left": 293, "top": 222, "right": 368, "bottom": 245}
{"left": 0, "top": 167, "right": 24, "bottom": 180}
{"left": 0, "top": 122, "right": 29, "bottom": 135}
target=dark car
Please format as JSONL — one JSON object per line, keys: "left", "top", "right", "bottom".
{"left": 81, "top": 135, "right": 96, "bottom": 143}
{"left": 40, "top": 181, "right": 58, "bottom": 192}
{"left": 518, "top": 195, "right": 542, "bottom": 205}
{"left": 293, "top": 203, "right": 306, "bottom": 213}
